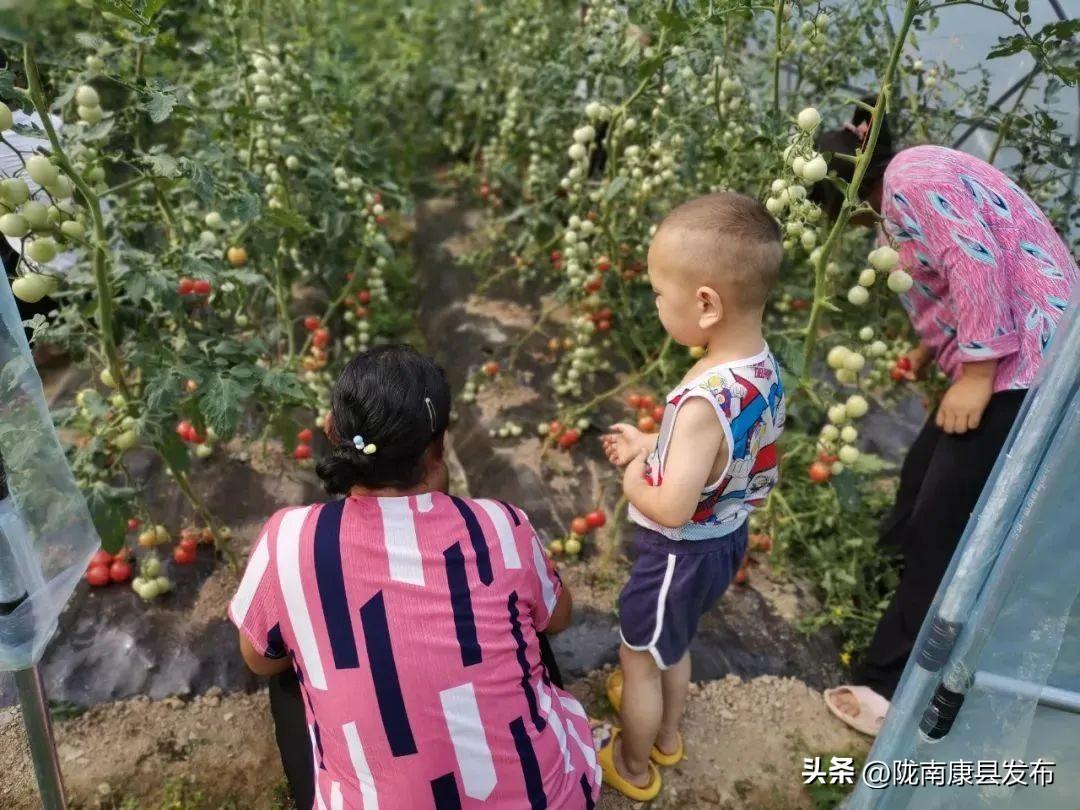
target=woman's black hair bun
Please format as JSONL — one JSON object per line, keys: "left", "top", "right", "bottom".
{"left": 315, "top": 344, "right": 452, "bottom": 496}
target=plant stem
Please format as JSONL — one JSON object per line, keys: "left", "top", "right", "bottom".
{"left": 771, "top": 0, "right": 785, "bottom": 117}
{"left": 987, "top": 71, "right": 1034, "bottom": 165}
{"left": 799, "top": 0, "right": 920, "bottom": 382}
{"left": 23, "top": 44, "right": 132, "bottom": 403}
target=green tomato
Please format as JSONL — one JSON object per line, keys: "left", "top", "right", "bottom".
{"left": 25, "top": 238, "right": 59, "bottom": 264}
{"left": 75, "top": 85, "right": 100, "bottom": 107}
{"left": 78, "top": 105, "right": 104, "bottom": 125}
{"left": 1, "top": 178, "right": 31, "bottom": 205}
{"left": 0, "top": 101, "right": 12, "bottom": 132}
{"left": 11, "top": 273, "right": 57, "bottom": 303}
{"left": 114, "top": 430, "right": 139, "bottom": 451}
{"left": 143, "top": 557, "right": 162, "bottom": 578}
{"left": 61, "top": 220, "right": 86, "bottom": 240}
{"left": 154, "top": 576, "right": 173, "bottom": 593}
{"left": 136, "top": 580, "right": 162, "bottom": 600}
{"left": 21, "top": 201, "right": 50, "bottom": 231}
{"left": 26, "top": 155, "right": 59, "bottom": 187}
{"left": 0, "top": 213, "right": 29, "bottom": 238}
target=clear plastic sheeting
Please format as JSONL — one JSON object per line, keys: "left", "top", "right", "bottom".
{"left": 0, "top": 273, "right": 100, "bottom": 671}
{"left": 848, "top": 293, "right": 1080, "bottom": 809}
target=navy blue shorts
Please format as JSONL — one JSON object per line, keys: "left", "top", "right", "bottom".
{"left": 618, "top": 522, "right": 748, "bottom": 669}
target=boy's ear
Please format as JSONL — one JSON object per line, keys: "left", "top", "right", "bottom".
{"left": 696, "top": 285, "right": 723, "bottom": 329}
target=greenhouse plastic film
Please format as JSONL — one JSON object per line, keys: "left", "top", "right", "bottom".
{"left": 0, "top": 273, "right": 101, "bottom": 671}
{"left": 849, "top": 295, "right": 1080, "bottom": 809}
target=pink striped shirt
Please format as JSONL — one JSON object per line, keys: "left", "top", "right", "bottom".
{"left": 229, "top": 493, "right": 599, "bottom": 809}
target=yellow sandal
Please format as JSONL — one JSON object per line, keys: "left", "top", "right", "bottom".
{"left": 605, "top": 669, "right": 686, "bottom": 766}
{"left": 598, "top": 728, "right": 662, "bottom": 802}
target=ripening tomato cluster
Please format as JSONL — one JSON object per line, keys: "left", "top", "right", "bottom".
{"left": 177, "top": 277, "right": 213, "bottom": 297}
{"left": 476, "top": 178, "right": 503, "bottom": 210}
{"left": 890, "top": 355, "right": 912, "bottom": 381}
{"left": 175, "top": 419, "right": 207, "bottom": 444}
{"left": 302, "top": 316, "right": 333, "bottom": 372}
{"left": 294, "top": 427, "right": 314, "bottom": 461}
{"left": 626, "top": 393, "right": 664, "bottom": 434}
{"left": 85, "top": 548, "right": 133, "bottom": 587}
{"left": 539, "top": 419, "right": 583, "bottom": 450}
{"left": 547, "top": 509, "right": 606, "bottom": 558}
{"left": 173, "top": 528, "right": 204, "bottom": 565}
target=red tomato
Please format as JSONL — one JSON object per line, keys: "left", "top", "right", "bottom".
{"left": 550, "top": 250, "right": 562, "bottom": 262}
{"left": 584, "top": 277, "right": 602, "bottom": 293}
{"left": 638, "top": 416, "right": 657, "bottom": 433}
{"left": 482, "top": 361, "right": 500, "bottom": 377}
{"left": 312, "top": 328, "right": 331, "bottom": 348}
{"left": 109, "top": 559, "right": 133, "bottom": 583}
{"left": 586, "top": 510, "right": 606, "bottom": 529}
{"left": 297, "top": 428, "right": 314, "bottom": 443}
{"left": 90, "top": 549, "right": 113, "bottom": 567}
{"left": 790, "top": 298, "right": 809, "bottom": 311}
{"left": 651, "top": 405, "right": 665, "bottom": 423}
{"left": 889, "top": 367, "right": 906, "bottom": 381}
{"left": 355, "top": 306, "right": 369, "bottom": 319}
{"left": 303, "top": 316, "right": 321, "bottom": 331}
{"left": 640, "top": 395, "right": 656, "bottom": 410}
{"left": 179, "top": 537, "right": 198, "bottom": 554}
{"left": 570, "top": 517, "right": 589, "bottom": 536}
{"left": 548, "top": 420, "right": 563, "bottom": 437}
{"left": 173, "top": 545, "right": 196, "bottom": 565}
{"left": 86, "top": 564, "right": 111, "bottom": 587}
{"left": 177, "top": 277, "right": 195, "bottom": 296}
{"left": 176, "top": 421, "right": 194, "bottom": 441}
{"left": 478, "top": 183, "right": 491, "bottom": 198}
{"left": 596, "top": 319, "right": 611, "bottom": 332}
{"left": 557, "top": 429, "right": 581, "bottom": 449}
{"left": 818, "top": 451, "right": 838, "bottom": 464}
{"left": 127, "top": 518, "right": 141, "bottom": 532}
{"left": 808, "top": 461, "right": 831, "bottom": 484}
{"left": 595, "top": 257, "right": 611, "bottom": 273}
{"left": 376, "top": 215, "right": 388, "bottom": 226}
{"left": 357, "top": 290, "right": 372, "bottom": 305}
{"left": 597, "top": 308, "right": 613, "bottom": 321}
{"left": 897, "top": 356, "right": 912, "bottom": 371}
{"left": 193, "top": 279, "right": 212, "bottom": 295}
{"left": 294, "top": 444, "right": 312, "bottom": 460}
{"left": 627, "top": 394, "right": 643, "bottom": 409}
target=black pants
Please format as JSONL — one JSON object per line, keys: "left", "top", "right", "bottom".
{"left": 270, "top": 633, "right": 565, "bottom": 809}
{"left": 855, "top": 390, "right": 1026, "bottom": 699}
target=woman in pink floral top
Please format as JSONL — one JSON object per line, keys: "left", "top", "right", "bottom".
{"left": 815, "top": 106, "right": 1077, "bottom": 735}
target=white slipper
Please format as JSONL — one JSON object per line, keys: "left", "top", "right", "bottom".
{"left": 823, "top": 686, "right": 890, "bottom": 737}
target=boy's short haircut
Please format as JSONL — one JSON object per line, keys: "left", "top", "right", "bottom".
{"left": 658, "top": 191, "right": 784, "bottom": 309}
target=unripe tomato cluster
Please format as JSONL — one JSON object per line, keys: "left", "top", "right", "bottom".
{"left": 547, "top": 509, "right": 606, "bottom": 558}
{"left": 1, "top": 102, "right": 91, "bottom": 301}
{"left": 537, "top": 419, "right": 586, "bottom": 450}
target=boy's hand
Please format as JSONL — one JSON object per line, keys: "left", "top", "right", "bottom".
{"left": 603, "top": 423, "right": 649, "bottom": 467}
{"left": 936, "top": 360, "right": 996, "bottom": 435}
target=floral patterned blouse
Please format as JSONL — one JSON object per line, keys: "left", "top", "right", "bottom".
{"left": 881, "top": 145, "right": 1077, "bottom": 392}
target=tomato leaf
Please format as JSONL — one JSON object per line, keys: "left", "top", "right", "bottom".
{"left": 141, "top": 89, "right": 178, "bottom": 123}
{"left": 202, "top": 375, "right": 251, "bottom": 438}
{"left": 84, "top": 486, "right": 132, "bottom": 554}
{"left": 773, "top": 334, "right": 806, "bottom": 378}
{"left": 157, "top": 430, "right": 190, "bottom": 474}
{"left": 831, "top": 469, "right": 862, "bottom": 512}
{"left": 603, "top": 176, "right": 627, "bottom": 202}
{"left": 92, "top": 0, "right": 151, "bottom": 27}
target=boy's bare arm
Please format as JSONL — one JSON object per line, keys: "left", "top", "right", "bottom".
{"left": 622, "top": 398, "right": 726, "bottom": 528}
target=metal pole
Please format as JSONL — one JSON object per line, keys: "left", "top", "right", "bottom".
{"left": 13, "top": 666, "right": 67, "bottom": 810}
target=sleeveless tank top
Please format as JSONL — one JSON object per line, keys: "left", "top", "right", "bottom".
{"left": 628, "top": 346, "right": 785, "bottom": 540}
